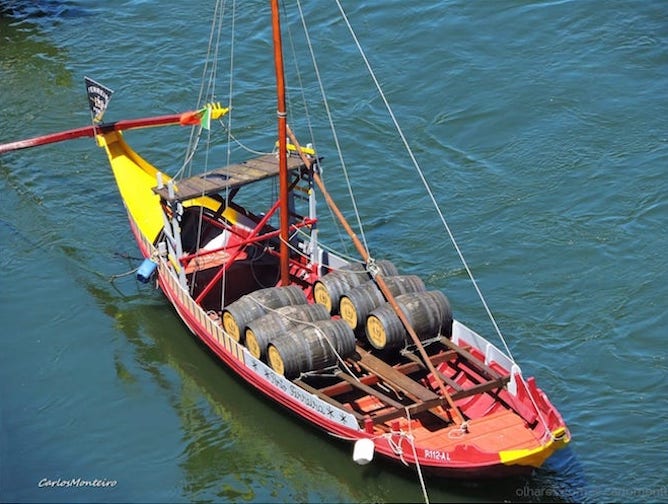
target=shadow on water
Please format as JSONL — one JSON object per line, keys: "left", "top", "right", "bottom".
{"left": 81, "top": 280, "right": 367, "bottom": 503}
{"left": 77, "top": 269, "right": 591, "bottom": 503}
{"left": 0, "top": 0, "right": 88, "bottom": 20}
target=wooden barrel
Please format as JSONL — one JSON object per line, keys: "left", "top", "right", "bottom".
{"left": 365, "top": 290, "right": 452, "bottom": 350}
{"left": 244, "top": 303, "right": 330, "bottom": 360}
{"left": 222, "top": 285, "right": 308, "bottom": 342}
{"left": 313, "top": 259, "right": 399, "bottom": 314}
{"left": 339, "top": 275, "right": 426, "bottom": 330}
{"left": 267, "top": 319, "right": 356, "bottom": 378}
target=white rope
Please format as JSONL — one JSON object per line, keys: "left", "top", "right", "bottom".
{"left": 385, "top": 432, "right": 409, "bottom": 466}
{"left": 376, "top": 425, "right": 430, "bottom": 504}
{"left": 294, "top": 226, "right": 365, "bottom": 265}
{"left": 405, "top": 408, "right": 430, "bottom": 504}
{"left": 229, "top": 130, "right": 271, "bottom": 156}
{"left": 294, "top": 0, "right": 371, "bottom": 257}
{"left": 176, "top": 0, "right": 227, "bottom": 180}
{"left": 323, "top": 421, "right": 433, "bottom": 504}
{"left": 243, "top": 303, "right": 434, "bottom": 504}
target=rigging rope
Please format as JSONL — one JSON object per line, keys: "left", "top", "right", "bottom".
{"left": 188, "top": 2, "right": 555, "bottom": 441}
{"left": 329, "top": 4, "right": 558, "bottom": 439}
{"left": 191, "top": 2, "right": 518, "bottom": 368}
{"left": 332, "top": 0, "right": 516, "bottom": 362}
{"left": 405, "top": 408, "right": 431, "bottom": 504}
{"left": 294, "top": 0, "right": 371, "bottom": 258}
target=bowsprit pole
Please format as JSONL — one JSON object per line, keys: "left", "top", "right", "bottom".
{"left": 0, "top": 106, "right": 229, "bottom": 155}
{"left": 0, "top": 75, "right": 231, "bottom": 155}
{"left": 0, "top": 124, "right": 98, "bottom": 154}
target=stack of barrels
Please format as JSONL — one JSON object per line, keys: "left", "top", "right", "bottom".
{"left": 222, "top": 286, "right": 357, "bottom": 379}
{"left": 313, "top": 261, "right": 453, "bottom": 351}
{"left": 222, "top": 260, "right": 453, "bottom": 380}
{"left": 222, "top": 285, "right": 308, "bottom": 342}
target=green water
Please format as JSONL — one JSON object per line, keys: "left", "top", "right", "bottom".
{"left": 1, "top": 1, "right": 667, "bottom": 503}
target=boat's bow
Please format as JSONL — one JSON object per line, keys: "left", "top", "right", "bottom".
{"left": 97, "top": 131, "right": 165, "bottom": 244}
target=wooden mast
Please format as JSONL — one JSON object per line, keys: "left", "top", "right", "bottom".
{"left": 270, "top": 0, "right": 291, "bottom": 286}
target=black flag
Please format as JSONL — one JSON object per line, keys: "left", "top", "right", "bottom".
{"left": 84, "top": 76, "right": 114, "bottom": 123}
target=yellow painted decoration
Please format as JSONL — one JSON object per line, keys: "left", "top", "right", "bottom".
{"left": 498, "top": 427, "right": 570, "bottom": 468}
{"left": 96, "top": 132, "right": 165, "bottom": 242}
{"left": 207, "top": 102, "right": 230, "bottom": 120}
{"left": 275, "top": 141, "right": 316, "bottom": 156}
{"left": 97, "top": 131, "right": 239, "bottom": 245}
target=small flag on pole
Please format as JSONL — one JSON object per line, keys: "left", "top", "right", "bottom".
{"left": 84, "top": 76, "right": 114, "bottom": 123}
{"left": 179, "top": 106, "right": 212, "bottom": 129}
{"left": 200, "top": 106, "right": 211, "bottom": 130}
{"left": 178, "top": 103, "right": 229, "bottom": 128}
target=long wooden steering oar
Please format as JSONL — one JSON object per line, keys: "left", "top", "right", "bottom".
{"left": 0, "top": 103, "right": 228, "bottom": 155}
{"left": 285, "top": 125, "right": 466, "bottom": 426}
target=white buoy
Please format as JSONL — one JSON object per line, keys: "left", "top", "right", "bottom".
{"left": 352, "top": 438, "right": 375, "bottom": 465}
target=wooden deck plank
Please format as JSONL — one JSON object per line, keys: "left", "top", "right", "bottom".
{"left": 355, "top": 347, "right": 439, "bottom": 403}
{"left": 153, "top": 154, "right": 307, "bottom": 202}
{"left": 401, "top": 350, "right": 464, "bottom": 392}
{"left": 451, "top": 376, "right": 510, "bottom": 401}
{"left": 402, "top": 343, "right": 512, "bottom": 405}
{"left": 370, "top": 398, "right": 445, "bottom": 424}
{"left": 440, "top": 337, "right": 504, "bottom": 380}
{"left": 316, "top": 347, "right": 462, "bottom": 398}
{"left": 336, "top": 371, "right": 406, "bottom": 410}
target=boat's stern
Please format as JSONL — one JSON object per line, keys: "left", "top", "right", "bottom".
{"left": 498, "top": 425, "right": 570, "bottom": 469}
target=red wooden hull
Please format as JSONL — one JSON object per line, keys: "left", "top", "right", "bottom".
{"left": 126, "top": 213, "right": 570, "bottom": 478}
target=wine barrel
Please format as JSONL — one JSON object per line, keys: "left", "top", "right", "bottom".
{"left": 244, "top": 303, "right": 330, "bottom": 360}
{"left": 339, "top": 275, "right": 426, "bottom": 330}
{"left": 365, "top": 290, "right": 452, "bottom": 350}
{"left": 313, "top": 259, "right": 399, "bottom": 314}
{"left": 222, "top": 285, "right": 307, "bottom": 342}
{"left": 267, "top": 319, "right": 356, "bottom": 378}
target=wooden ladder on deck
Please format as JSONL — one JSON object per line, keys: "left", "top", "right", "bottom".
{"left": 296, "top": 339, "right": 510, "bottom": 427}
